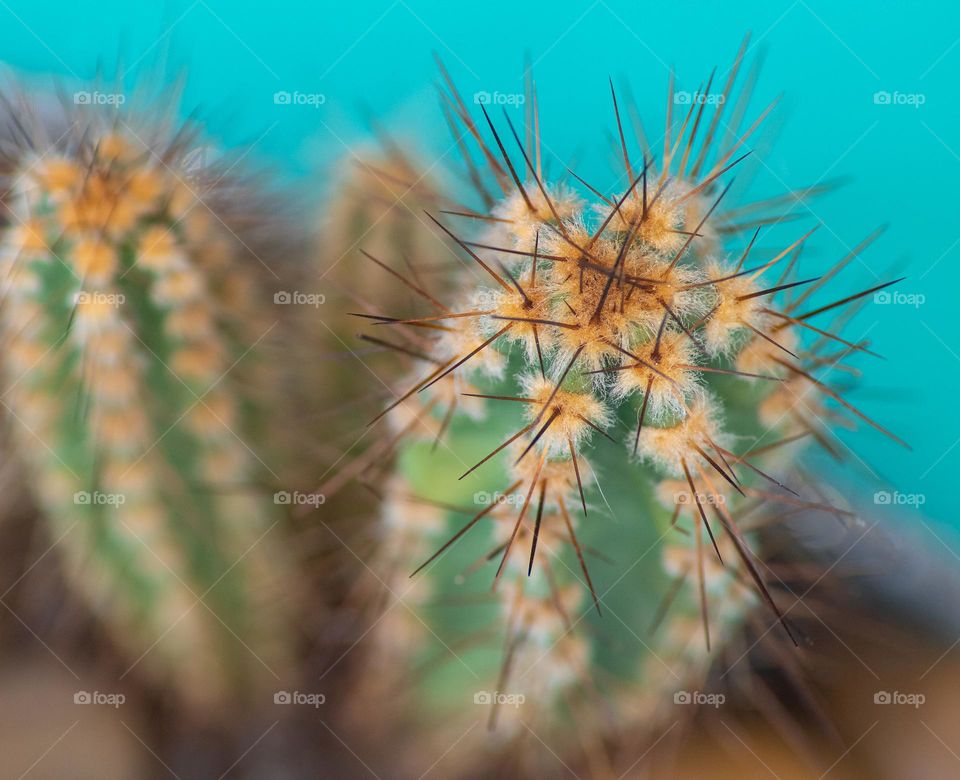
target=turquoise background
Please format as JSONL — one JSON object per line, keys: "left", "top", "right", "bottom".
{"left": 0, "top": 0, "right": 956, "bottom": 536}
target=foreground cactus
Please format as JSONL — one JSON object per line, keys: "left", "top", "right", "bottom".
{"left": 347, "top": 40, "right": 907, "bottom": 770}
{"left": 0, "top": 95, "right": 294, "bottom": 707}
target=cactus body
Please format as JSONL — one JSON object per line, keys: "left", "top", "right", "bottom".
{"left": 347, "top": 45, "right": 905, "bottom": 770}
{"left": 0, "top": 106, "right": 292, "bottom": 707}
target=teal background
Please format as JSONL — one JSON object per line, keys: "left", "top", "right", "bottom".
{"left": 0, "top": 0, "right": 956, "bottom": 535}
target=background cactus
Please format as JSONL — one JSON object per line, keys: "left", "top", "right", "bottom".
{"left": 0, "top": 93, "right": 296, "bottom": 709}
{"left": 298, "top": 142, "right": 450, "bottom": 500}
{"left": 346, "top": 42, "right": 907, "bottom": 770}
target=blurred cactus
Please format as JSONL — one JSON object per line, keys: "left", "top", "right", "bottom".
{"left": 301, "top": 143, "right": 452, "bottom": 499}
{"left": 0, "top": 92, "right": 295, "bottom": 709}
{"left": 321, "top": 143, "right": 446, "bottom": 292}
{"left": 276, "top": 143, "right": 455, "bottom": 684}
{"left": 347, "top": 39, "right": 906, "bottom": 770}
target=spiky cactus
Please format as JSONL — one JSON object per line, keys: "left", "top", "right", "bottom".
{"left": 0, "top": 98, "right": 294, "bottom": 708}
{"left": 347, "top": 41, "right": 906, "bottom": 770}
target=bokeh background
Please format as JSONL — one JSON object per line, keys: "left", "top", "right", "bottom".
{"left": 0, "top": 1, "right": 957, "bottom": 777}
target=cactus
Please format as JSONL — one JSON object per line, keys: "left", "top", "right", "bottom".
{"left": 347, "top": 40, "right": 907, "bottom": 770}
{"left": 0, "top": 94, "right": 295, "bottom": 709}
{"left": 298, "top": 144, "right": 450, "bottom": 500}
{"left": 322, "top": 143, "right": 447, "bottom": 292}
